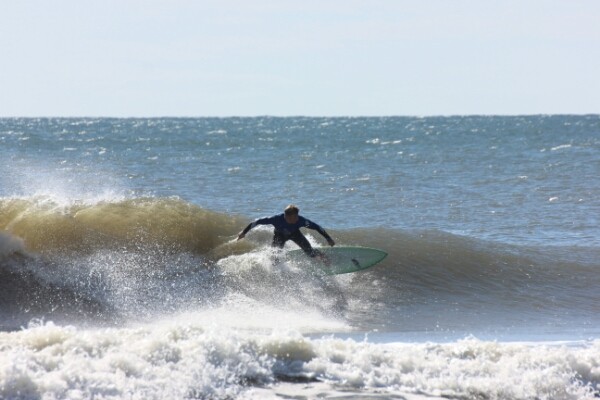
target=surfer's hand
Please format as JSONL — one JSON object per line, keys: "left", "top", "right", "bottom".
{"left": 237, "top": 232, "right": 245, "bottom": 241}
{"left": 327, "top": 238, "right": 335, "bottom": 247}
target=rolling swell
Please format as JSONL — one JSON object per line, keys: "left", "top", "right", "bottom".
{"left": 339, "top": 228, "right": 600, "bottom": 332}
{"left": 346, "top": 227, "right": 600, "bottom": 305}
{"left": 2, "top": 196, "right": 599, "bottom": 333}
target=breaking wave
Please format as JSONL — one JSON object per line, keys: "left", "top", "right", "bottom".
{"left": 1, "top": 196, "right": 599, "bottom": 333}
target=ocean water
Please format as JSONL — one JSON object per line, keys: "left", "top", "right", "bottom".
{"left": 1, "top": 116, "right": 599, "bottom": 399}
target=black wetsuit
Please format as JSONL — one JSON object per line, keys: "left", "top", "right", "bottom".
{"left": 240, "top": 214, "right": 333, "bottom": 256}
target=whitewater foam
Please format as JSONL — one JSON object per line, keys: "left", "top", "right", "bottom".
{"left": 165, "top": 294, "right": 349, "bottom": 334}
{"left": 1, "top": 321, "right": 598, "bottom": 400}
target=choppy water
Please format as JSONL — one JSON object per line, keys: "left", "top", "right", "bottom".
{"left": 1, "top": 116, "right": 599, "bottom": 399}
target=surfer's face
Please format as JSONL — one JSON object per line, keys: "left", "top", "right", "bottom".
{"left": 284, "top": 214, "right": 299, "bottom": 224}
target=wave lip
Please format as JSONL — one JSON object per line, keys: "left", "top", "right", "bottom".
{"left": 0, "top": 196, "right": 244, "bottom": 255}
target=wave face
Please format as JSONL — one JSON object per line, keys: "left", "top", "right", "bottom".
{"left": 2, "top": 196, "right": 599, "bottom": 338}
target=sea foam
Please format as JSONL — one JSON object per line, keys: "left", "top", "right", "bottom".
{"left": 1, "top": 322, "right": 598, "bottom": 399}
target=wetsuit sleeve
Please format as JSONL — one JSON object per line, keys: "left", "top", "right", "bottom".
{"left": 302, "top": 218, "right": 333, "bottom": 242}
{"left": 240, "top": 215, "right": 277, "bottom": 235}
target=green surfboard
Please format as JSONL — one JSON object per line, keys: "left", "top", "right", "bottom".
{"left": 287, "top": 246, "right": 387, "bottom": 275}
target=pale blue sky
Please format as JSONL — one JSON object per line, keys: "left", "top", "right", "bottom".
{"left": 1, "top": 1, "right": 599, "bottom": 116}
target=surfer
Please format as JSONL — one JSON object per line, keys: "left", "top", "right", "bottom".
{"left": 236, "top": 204, "right": 335, "bottom": 257}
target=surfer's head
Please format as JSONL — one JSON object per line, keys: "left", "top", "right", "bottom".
{"left": 284, "top": 204, "right": 299, "bottom": 224}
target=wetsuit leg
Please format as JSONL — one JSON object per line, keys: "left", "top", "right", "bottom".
{"left": 271, "top": 231, "right": 288, "bottom": 249}
{"left": 289, "top": 231, "right": 317, "bottom": 257}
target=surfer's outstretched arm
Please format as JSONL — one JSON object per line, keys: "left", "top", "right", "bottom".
{"left": 237, "top": 216, "right": 277, "bottom": 240}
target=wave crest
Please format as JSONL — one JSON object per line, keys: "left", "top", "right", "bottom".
{"left": 0, "top": 196, "right": 244, "bottom": 255}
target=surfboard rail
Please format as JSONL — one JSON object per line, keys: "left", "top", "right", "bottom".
{"left": 287, "top": 246, "right": 387, "bottom": 275}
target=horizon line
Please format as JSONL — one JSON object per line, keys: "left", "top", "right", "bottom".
{"left": 1, "top": 113, "right": 599, "bottom": 119}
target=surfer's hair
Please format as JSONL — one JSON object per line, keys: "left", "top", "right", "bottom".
{"left": 284, "top": 204, "right": 299, "bottom": 216}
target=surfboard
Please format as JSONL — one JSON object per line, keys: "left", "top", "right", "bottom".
{"left": 287, "top": 246, "right": 387, "bottom": 275}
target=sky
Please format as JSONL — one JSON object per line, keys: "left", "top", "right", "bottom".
{"left": 1, "top": 0, "right": 599, "bottom": 117}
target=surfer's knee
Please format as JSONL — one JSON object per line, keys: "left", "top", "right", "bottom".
{"left": 272, "top": 232, "right": 287, "bottom": 248}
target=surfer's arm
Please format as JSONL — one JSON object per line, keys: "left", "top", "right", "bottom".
{"left": 303, "top": 218, "right": 335, "bottom": 246}
{"left": 237, "top": 216, "right": 277, "bottom": 240}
